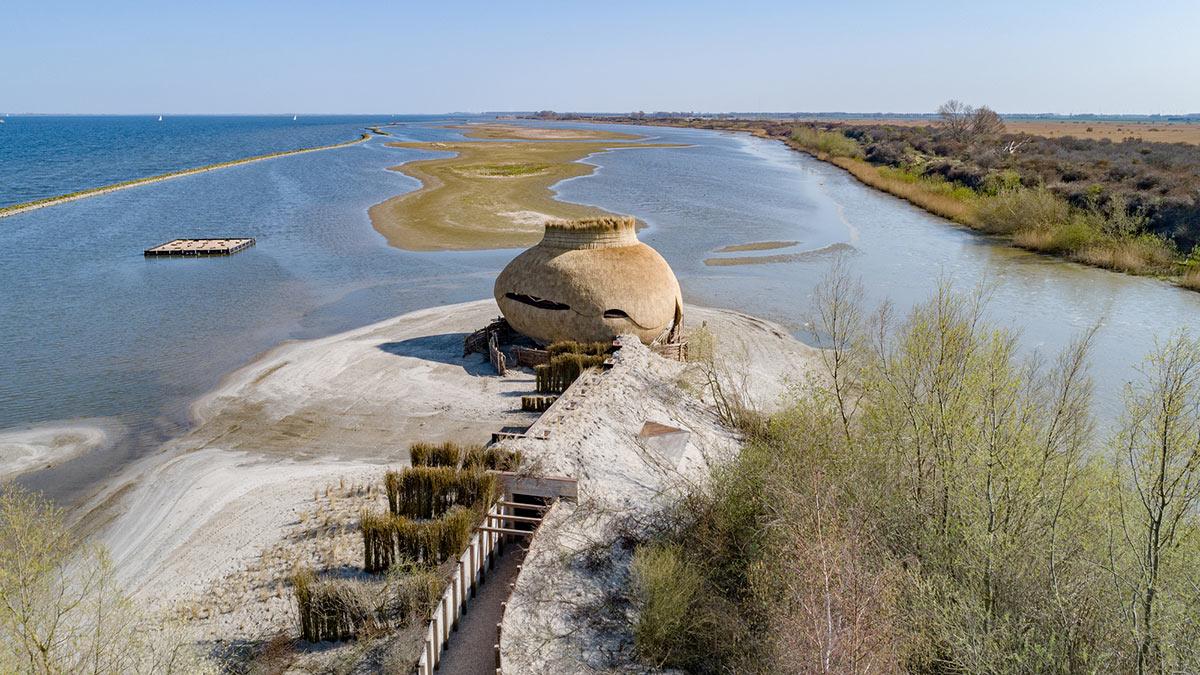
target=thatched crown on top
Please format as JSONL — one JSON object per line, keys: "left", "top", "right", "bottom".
{"left": 540, "top": 216, "right": 639, "bottom": 250}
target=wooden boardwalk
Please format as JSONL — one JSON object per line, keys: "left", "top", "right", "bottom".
{"left": 143, "top": 238, "right": 255, "bottom": 256}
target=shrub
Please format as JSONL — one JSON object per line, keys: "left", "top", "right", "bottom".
{"left": 791, "top": 126, "right": 864, "bottom": 159}
{"left": 975, "top": 187, "right": 1070, "bottom": 234}
{"left": 630, "top": 545, "right": 718, "bottom": 670}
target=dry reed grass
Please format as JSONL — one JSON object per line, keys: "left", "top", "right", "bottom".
{"left": 292, "top": 567, "right": 378, "bottom": 643}
{"left": 829, "top": 157, "right": 978, "bottom": 225}
{"left": 384, "top": 466, "right": 496, "bottom": 519}
{"left": 360, "top": 507, "right": 476, "bottom": 572}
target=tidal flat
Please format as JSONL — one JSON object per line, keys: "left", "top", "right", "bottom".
{"left": 368, "top": 124, "right": 681, "bottom": 250}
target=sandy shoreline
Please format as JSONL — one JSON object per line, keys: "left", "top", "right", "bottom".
{"left": 69, "top": 298, "right": 816, "bottom": 654}
{"left": 0, "top": 420, "right": 119, "bottom": 482}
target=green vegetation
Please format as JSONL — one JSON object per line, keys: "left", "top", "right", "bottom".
{"left": 790, "top": 126, "right": 863, "bottom": 159}
{"left": 0, "top": 133, "right": 371, "bottom": 219}
{"left": 469, "top": 162, "right": 551, "bottom": 177}
{"left": 0, "top": 486, "right": 214, "bottom": 672}
{"left": 626, "top": 109, "right": 1200, "bottom": 285}
{"left": 631, "top": 266, "right": 1200, "bottom": 673}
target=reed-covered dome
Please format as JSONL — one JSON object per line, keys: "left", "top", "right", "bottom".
{"left": 494, "top": 217, "right": 682, "bottom": 345}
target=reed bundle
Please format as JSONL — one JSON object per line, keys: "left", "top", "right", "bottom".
{"left": 409, "top": 441, "right": 473, "bottom": 468}
{"left": 292, "top": 567, "right": 378, "bottom": 642}
{"left": 384, "top": 466, "right": 497, "bottom": 519}
{"left": 546, "top": 340, "right": 614, "bottom": 357}
{"left": 521, "top": 395, "right": 556, "bottom": 412}
{"left": 360, "top": 507, "right": 477, "bottom": 572}
{"left": 535, "top": 352, "right": 607, "bottom": 393}
{"left": 464, "top": 445, "right": 523, "bottom": 471}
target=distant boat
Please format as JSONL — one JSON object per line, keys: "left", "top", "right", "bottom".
{"left": 157, "top": 115, "right": 163, "bottom": 122}
{"left": 293, "top": 115, "right": 298, "bottom": 121}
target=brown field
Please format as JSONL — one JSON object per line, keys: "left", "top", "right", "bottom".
{"left": 826, "top": 118, "right": 1200, "bottom": 144}
{"left": 448, "top": 123, "right": 641, "bottom": 141}
{"left": 370, "top": 125, "right": 679, "bottom": 251}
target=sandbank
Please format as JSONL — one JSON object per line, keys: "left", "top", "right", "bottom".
{"left": 368, "top": 125, "right": 681, "bottom": 251}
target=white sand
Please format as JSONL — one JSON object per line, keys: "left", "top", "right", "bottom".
{"left": 500, "top": 306, "right": 820, "bottom": 673}
{"left": 71, "top": 298, "right": 819, "bottom": 660}
{"left": 0, "top": 421, "right": 115, "bottom": 481}
{"left": 85, "top": 300, "right": 539, "bottom": 614}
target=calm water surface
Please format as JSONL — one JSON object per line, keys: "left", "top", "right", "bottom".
{"left": 2, "top": 117, "right": 1198, "bottom": 503}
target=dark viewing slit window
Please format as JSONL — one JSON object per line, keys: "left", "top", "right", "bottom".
{"left": 603, "top": 309, "right": 630, "bottom": 318}
{"left": 506, "top": 293, "right": 569, "bottom": 311}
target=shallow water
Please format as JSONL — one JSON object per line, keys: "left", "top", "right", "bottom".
{"left": 548, "top": 122, "right": 1200, "bottom": 423}
{"left": 2, "top": 117, "right": 1198, "bottom": 502}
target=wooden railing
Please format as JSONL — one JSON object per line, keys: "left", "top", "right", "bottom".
{"left": 414, "top": 499, "right": 549, "bottom": 675}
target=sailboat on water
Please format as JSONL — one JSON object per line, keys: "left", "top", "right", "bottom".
{"left": 293, "top": 115, "right": 298, "bottom": 121}
{"left": 157, "top": 115, "right": 163, "bottom": 122}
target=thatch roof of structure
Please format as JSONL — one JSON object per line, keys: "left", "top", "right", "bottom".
{"left": 494, "top": 216, "right": 682, "bottom": 345}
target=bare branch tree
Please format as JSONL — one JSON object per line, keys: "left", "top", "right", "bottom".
{"left": 937, "top": 99, "right": 975, "bottom": 140}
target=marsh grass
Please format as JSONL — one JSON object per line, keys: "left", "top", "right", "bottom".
{"left": 469, "top": 162, "right": 551, "bottom": 177}
{"left": 829, "top": 157, "right": 978, "bottom": 224}
{"left": 790, "top": 127, "right": 863, "bottom": 158}
{"left": 1181, "top": 267, "right": 1200, "bottom": 291}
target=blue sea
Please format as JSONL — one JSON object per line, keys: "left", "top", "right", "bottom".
{"left": 4, "top": 115, "right": 1200, "bottom": 503}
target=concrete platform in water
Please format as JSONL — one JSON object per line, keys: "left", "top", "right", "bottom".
{"left": 143, "top": 238, "right": 255, "bottom": 256}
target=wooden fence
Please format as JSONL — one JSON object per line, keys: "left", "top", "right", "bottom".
{"left": 512, "top": 346, "right": 550, "bottom": 367}
{"left": 414, "top": 499, "right": 551, "bottom": 675}
{"left": 488, "top": 333, "right": 507, "bottom": 376}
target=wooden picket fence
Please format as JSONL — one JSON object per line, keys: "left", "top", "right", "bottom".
{"left": 414, "top": 499, "right": 546, "bottom": 675}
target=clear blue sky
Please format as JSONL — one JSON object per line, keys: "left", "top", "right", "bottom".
{"left": 3, "top": 0, "right": 1197, "bottom": 115}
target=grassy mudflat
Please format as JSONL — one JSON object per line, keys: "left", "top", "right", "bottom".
{"left": 369, "top": 125, "right": 679, "bottom": 251}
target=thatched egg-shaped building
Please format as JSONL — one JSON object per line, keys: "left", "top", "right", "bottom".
{"left": 494, "top": 217, "right": 682, "bottom": 345}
